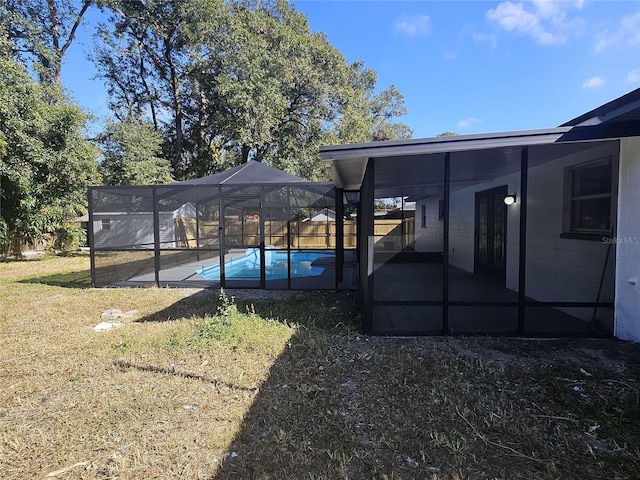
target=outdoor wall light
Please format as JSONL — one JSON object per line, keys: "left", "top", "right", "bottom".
{"left": 503, "top": 194, "right": 517, "bottom": 206}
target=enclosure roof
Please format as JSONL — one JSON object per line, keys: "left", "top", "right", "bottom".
{"left": 174, "top": 160, "right": 309, "bottom": 186}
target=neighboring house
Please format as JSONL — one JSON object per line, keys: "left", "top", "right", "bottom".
{"left": 382, "top": 203, "right": 416, "bottom": 220}
{"left": 92, "top": 202, "right": 196, "bottom": 249}
{"left": 306, "top": 208, "right": 336, "bottom": 222}
{"left": 321, "top": 87, "right": 640, "bottom": 341}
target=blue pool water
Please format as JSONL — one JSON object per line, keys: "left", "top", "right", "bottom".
{"left": 197, "top": 249, "right": 334, "bottom": 281}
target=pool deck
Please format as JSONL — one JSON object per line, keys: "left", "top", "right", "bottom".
{"left": 112, "top": 249, "right": 355, "bottom": 291}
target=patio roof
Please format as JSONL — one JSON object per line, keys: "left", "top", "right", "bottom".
{"left": 320, "top": 127, "right": 588, "bottom": 192}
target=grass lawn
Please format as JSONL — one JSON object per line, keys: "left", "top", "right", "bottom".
{"left": 1, "top": 255, "right": 639, "bottom": 479}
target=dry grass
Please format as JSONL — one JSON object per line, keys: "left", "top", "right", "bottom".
{"left": 1, "top": 256, "right": 639, "bottom": 479}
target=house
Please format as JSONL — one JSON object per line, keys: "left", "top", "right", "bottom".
{"left": 89, "top": 88, "right": 640, "bottom": 341}
{"left": 306, "top": 208, "right": 336, "bottom": 222}
{"left": 320, "top": 87, "right": 640, "bottom": 341}
{"left": 92, "top": 201, "right": 196, "bottom": 249}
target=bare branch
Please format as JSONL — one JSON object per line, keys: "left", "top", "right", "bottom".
{"left": 59, "top": 1, "right": 92, "bottom": 57}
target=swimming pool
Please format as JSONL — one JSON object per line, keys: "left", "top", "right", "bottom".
{"left": 197, "top": 249, "right": 334, "bottom": 281}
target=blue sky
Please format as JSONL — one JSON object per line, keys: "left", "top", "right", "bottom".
{"left": 63, "top": 0, "right": 640, "bottom": 139}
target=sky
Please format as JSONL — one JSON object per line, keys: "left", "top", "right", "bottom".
{"left": 62, "top": 0, "right": 640, "bottom": 139}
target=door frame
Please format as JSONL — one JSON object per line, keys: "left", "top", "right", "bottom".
{"left": 220, "top": 195, "right": 265, "bottom": 288}
{"left": 474, "top": 185, "right": 508, "bottom": 282}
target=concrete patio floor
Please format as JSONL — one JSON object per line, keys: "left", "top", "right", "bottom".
{"left": 371, "top": 262, "right": 611, "bottom": 335}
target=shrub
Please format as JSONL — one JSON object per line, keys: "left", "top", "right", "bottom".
{"left": 55, "top": 223, "right": 87, "bottom": 252}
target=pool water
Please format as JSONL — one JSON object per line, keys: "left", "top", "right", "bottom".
{"left": 197, "top": 249, "right": 334, "bottom": 281}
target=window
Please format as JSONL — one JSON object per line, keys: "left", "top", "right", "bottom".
{"left": 438, "top": 199, "right": 445, "bottom": 221}
{"left": 421, "top": 204, "right": 427, "bottom": 228}
{"left": 564, "top": 158, "right": 612, "bottom": 234}
{"left": 101, "top": 219, "right": 111, "bottom": 230}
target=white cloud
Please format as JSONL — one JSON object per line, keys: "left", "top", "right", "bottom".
{"left": 594, "top": 10, "right": 640, "bottom": 53}
{"left": 627, "top": 69, "right": 640, "bottom": 84}
{"left": 444, "top": 52, "right": 458, "bottom": 61}
{"left": 582, "top": 76, "right": 605, "bottom": 88}
{"left": 393, "top": 15, "right": 431, "bottom": 36}
{"left": 458, "top": 117, "right": 480, "bottom": 128}
{"left": 594, "top": 30, "right": 610, "bottom": 53}
{"left": 472, "top": 32, "right": 498, "bottom": 48}
{"left": 486, "top": 0, "right": 584, "bottom": 46}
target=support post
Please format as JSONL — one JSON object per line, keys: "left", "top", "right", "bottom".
{"left": 400, "top": 196, "right": 405, "bottom": 252}
{"left": 443, "top": 152, "right": 451, "bottom": 334}
{"left": 219, "top": 189, "right": 225, "bottom": 288}
{"left": 360, "top": 159, "right": 375, "bottom": 333}
{"left": 152, "top": 186, "right": 161, "bottom": 287}
{"left": 88, "top": 188, "right": 96, "bottom": 287}
{"left": 287, "top": 187, "right": 291, "bottom": 290}
{"left": 195, "top": 198, "right": 200, "bottom": 261}
{"left": 518, "top": 147, "right": 529, "bottom": 334}
{"left": 260, "top": 189, "right": 266, "bottom": 289}
{"left": 335, "top": 187, "right": 344, "bottom": 288}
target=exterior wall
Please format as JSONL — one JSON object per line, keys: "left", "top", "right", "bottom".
{"left": 93, "top": 213, "right": 165, "bottom": 248}
{"left": 615, "top": 136, "right": 640, "bottom": 341}
{"left": 158, "top": 214, "right": 177, "bottom": 248}
{"left": 526, "top": 143, "right": 616, "bottom": 308}
{"left": 309, "top": 209, "right": 336, "bottom": 222}
{"left": 414, "top": 173, "right": 520, "bottom": 289}
{"left": 414, "top": 199, "right": 443, "bottom": 252}
{"left": 94, "top": 205, "right": 196, "bottom": 249}
{"left": 412, "top": 142, "right": 619, "bottom": 312}
{"left": 448, "top": 173, "right": 521, "bottom": 291}
{"left": 172, "top": 202, "right": 196, "bottom": 219}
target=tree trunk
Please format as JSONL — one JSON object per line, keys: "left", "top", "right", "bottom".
{"left": 241, "top": 145, "right": 251, "bottom": 164}
{"left": 39, "top": 0, "right": 92, "bottom": 87}
{"left": 165, "top": 38, "right": 183, "bottom": 175}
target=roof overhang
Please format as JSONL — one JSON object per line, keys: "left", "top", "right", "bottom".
{"left": 320, "top": 127, "right": 576, "bottom": 190}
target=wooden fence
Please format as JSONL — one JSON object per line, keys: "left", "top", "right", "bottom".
{"left": 173, "top": 218, "right": 412, "bottom": 250}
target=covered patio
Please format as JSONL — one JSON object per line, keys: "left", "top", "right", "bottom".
{"left": 322, "top": 126, "right": 621, "bottom": 336}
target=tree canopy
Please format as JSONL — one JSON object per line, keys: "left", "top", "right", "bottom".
{"left": 0, "top": 38, "right": 99, "bottom": 253}
{"left": 2, "top": 0, "right": 94, "bottom": 86}
{"left": 0, "top": 0, "right": 414, "bottom": 251}
{"left": 99, "top": 117, "right": 173, "bottom": 185}
{"left": 94, "top": 0, "right": 413, "bottom": 181}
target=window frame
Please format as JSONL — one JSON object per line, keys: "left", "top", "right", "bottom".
{"left": 562, "top": 157, "right": 613, "bottom": 237}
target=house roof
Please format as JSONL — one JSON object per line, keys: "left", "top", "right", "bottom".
{"left": 561, "top": 87, "right": 640, "bottom": 127}
{"left": 320, "top": 88, "right": 640, "bottom": 193}
{"left": 174, "top": 160, "right": 309, "bottom": 186}
{"left": 92, "top": 200, "right": 193, "bottom": 214}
